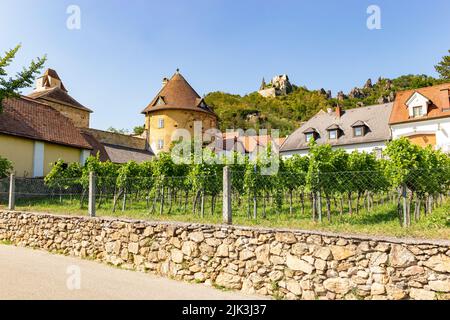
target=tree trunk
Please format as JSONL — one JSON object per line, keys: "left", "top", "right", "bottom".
{"left": 300, "top": 191, "right": 305, "bottom": 216}
{"left": 193, "top": 190, "right": 200, "bottom": 215}
{"left": 311, "top": 192, "right": 316, "bottom": 221}
{"left": 253, "top": 192, "right": 257, "bottom": 219}
{"left": 356, "top": 192, "right": 361, "bottom": 215}
{"left": 289, "top": 190, "right": 293, "bottom": 216}
{"left": 415, "top": 197, "right": 421, "bottom": 221}
{"left": 326, "top": 196, "right": 331, "bottom": 222}
{"left": 348, "top": 192, "right": 352, "bottom": 215}
{"left": 168, "top": 187, "right": 172, "bottom": 214}
{"left": 184, "top": 190, "right": 189, "bottom": 213}
{"left": 263, "top": 192, "right": 267, "bottom": 219}
{"left": 122, "top": 188, "right": 127, "bottom": 212}
{"left": 200, "top": 189, "right": 205, "bottom": 218}
{"left": 159, "top": 186, "right": 165, "bottom": 215}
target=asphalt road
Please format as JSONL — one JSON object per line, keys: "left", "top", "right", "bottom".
{"left": 0, "top": 245, "right": 264, "bottom": 300}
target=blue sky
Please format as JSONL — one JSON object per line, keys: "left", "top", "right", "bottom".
{"left": 1, "top": 0, "right": 449, "bottom": 131}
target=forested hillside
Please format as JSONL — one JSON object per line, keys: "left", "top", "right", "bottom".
{"left": 205, "top": 74, "right": 444, "bottom": 136}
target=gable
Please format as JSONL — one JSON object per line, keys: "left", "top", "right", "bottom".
{"left": 405, "top": 92, "right": 429, "bottom": 108}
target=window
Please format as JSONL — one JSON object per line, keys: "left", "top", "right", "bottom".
{"left": 373, "top": 148, "right": 383, "bottom": 159}
{"left": 328, "top": 129, "right": 338, "bottom": 140}
{"left": 413, "top": 106, "right": 423, "bottom": 117}
{"left": 157, "top": 139, "right": 164, "bottom": 150}
{"left": 158, "top": 118, "right": 164, "bottom": 128}
{"left": 305, "top": 133, "right": 314, "bottom": 142}
{"left": 353, "top": 126, "right": 364, "bottom": 137}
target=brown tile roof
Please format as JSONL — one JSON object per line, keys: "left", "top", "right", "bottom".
{"left": 141, "top": 72, "right": 217, "bottom": 117}
{"left": 389, "top": 83, "right": 450, "bottom": 125}
{"left": 0, "top": 97, "right": 91, "bottom": 149}
{"left": 80, "top": 129, "right": 154, "bottom": 164}
{"left": 27, "top": 86, "right": 93, "bottom": 112}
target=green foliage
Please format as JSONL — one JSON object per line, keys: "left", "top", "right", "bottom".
{"left": 44, "top": 159, "right": 82, "bottom": 192}
{"left": 205, "top": 75, "right": 442, "bottom": 134}
{"left": 435, "top": 50, "right": 450, "bottom": 80}
{"left": 106, "top": 127, "right": 129, "bottom": 135}
{"left": 133, "top": 125, "right": 145, "bottom": 135}
{"left": 43, "top": 139, "right": 449, "bottom": 227}
{"left": 205, "top": 88, "right": 331, "bottom": 136}
{"left": 384, "top": 138, "right": 425, "bottom": 187}
{"left": 0, "top": 44, "right": 46, "bottom": 111}
{"left": 0, "top": 156, "right": 13, "bottom": 178}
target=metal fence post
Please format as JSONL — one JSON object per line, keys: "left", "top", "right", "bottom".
{"left": 317, "top": 191, "right": 322, "bottom": 222}
{"left": 88, "top": 172, "right": 96, "bottom": 217}
{"left": 222, "top": 166, "right": 232, "bottom": 225}
{"left": 8, "top": 173, "right": 15, "bottom": 210}
{"left": 402, "top": 184, "right": 407, "bottom": 228}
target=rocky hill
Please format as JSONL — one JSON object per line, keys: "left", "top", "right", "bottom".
{"left": 205, "top": 74, "right": 443, "bottom": 136}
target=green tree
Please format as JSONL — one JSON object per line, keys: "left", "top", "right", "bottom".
{"left": 435, "top": 50, "right": 450, "bottom": 80}
{"left": 45, "top": 160, "right": 82, "bottom": 203}
{"left": 281, "top": 155, "right": 309, "bottom": 216}
{"left": 133, "top": 125, "right": 145, "bottom": 135}
{"left": 0, "top": 44, "right": 46, "bottom": 111}
{"left": 384, "top": 138, "right": 425, "bottom": 226}
{"left": 0, "top": 156, "right": 13, "bottom": 178}
{"left": 107, "top": 127, "right": 129, "bottom": 135}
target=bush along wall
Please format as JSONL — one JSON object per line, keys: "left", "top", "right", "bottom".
{"left": 0, "top": 210, "right": 449, "bottom": 300}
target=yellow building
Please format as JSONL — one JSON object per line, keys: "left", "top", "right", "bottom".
{"left": 0, "top": 97, "right": 92, "bottom": 177}
{"left": 141, "top": 71, "right": 218, "bottom": 154}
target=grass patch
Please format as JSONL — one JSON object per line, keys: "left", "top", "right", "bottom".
{"left": 0, "top": 239, "right": 13, "bottom": 245}
{"left": 0, "top": 195, "right": 449, "bottom": 239}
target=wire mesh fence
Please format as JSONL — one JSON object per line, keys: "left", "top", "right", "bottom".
{"left": 1, "top": 168, "right": 449, "bottom": 227}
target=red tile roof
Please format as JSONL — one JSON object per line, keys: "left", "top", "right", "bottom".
{"left": 141, "top": 72, "right": 217, "bottom": 117}
{"left": 389, "top": 83, "right": 450, "bottom": 125}
{"left": 0, "top": 97, "right": 91, "bottom": 149}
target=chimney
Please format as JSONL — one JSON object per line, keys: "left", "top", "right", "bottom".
{"left": 440, "top": 88, "right": 450, "bottom": 111}
{"left": 162, "top": 77, "right": 169, "bottom": 87}
{"left": 336, "top": 105, "right": 343, "bottom": 118}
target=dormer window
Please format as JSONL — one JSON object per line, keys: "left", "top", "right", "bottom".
{"left": 405, "top": 92, "right": 430, "bottom": 118}
{"left": 303, "top": 128, "right": 318, "bottom": 143}
{"left": 328, "top": 129, "right": 338, "bottom": 140}
{"left": 326, "top": 124, "right": 342, "bottom": 140}
{"left": 155, "top": 96, "right": 165, "bottom": 106}
{"left": 412, "top": 106, "right": 423, "bottom": 117}
{"left": 353, "top": 126, "right": 364, "bottom": 137}
{"left": 351, "top": 120, "right": 368, "bottom": 137}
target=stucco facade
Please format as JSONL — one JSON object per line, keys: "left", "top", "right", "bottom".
{"left": 389, "top": 83, "right": 450, "bottom": 152}
{"left": 0, "top": 134, "right": 89, "bottom": 177}
{"left": 281, "top": 140, "right": 387, "bottom": 158}
{"left": 391, "top": 118, "right": 450, "bottom": 152}
{"left": 145, "top": 109, "right": 217, "bottom": 153}
{"left": 142, "top": 71, "right": 218, "bottom": 155}
{"left": 38, "top": 99, "right": 90, "bottom": 128}
{"left": 0, "top": 134, "right": 34, "bottom": 177}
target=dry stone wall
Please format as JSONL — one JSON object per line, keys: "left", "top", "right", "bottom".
{"left": 0, "top": 210, "right": 449, "bottom": 300}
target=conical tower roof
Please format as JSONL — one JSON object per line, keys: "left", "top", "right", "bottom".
{"left": 141, "top": 71, "right": 216, "bottom": 117}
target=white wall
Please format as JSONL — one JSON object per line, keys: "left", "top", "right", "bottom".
{"left": 33, "top": 141, "right": 44, "bottom": 177}
{"left": 391, "top": 118, "right": 450, "bottom": 153}
{"left": 80, "top": 149, "right": 91, "bottom": 165}
{"left": 281, "top": 140, "right": 388, "bottom": 158}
